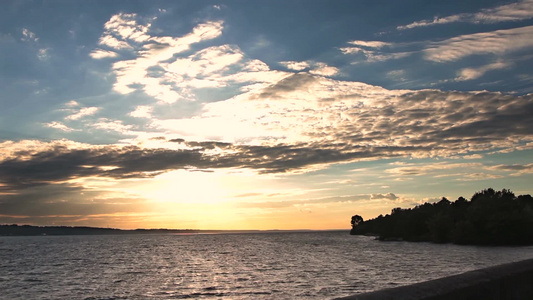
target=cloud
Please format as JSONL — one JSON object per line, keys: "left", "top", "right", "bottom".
{"left": 65, "top": 107, "right": 99, "bottom": 120}
{"left": 96, "top": 12, "right": 152, "bottom": 50}
{"left": 455, "top": 61, "right": 511, "bottom": 81}
{"left": 37, "top": 48, "right": 50, "bottom": 61}
{"left": 0, "top": 182, "right": 151, "bottom": 225}
{"left": 461, "top": 173, "right": 504, "bottom": 181}
{"left": 21, "top": 28, "right": 38, "bottom": 42}
{"left": 398, "top": 0, "right": 533, "bottom": 30}
{"left": 165, "top": 44, "right": 245, "bottom": 89}
{"left": 129, "top": 105, "right": 153, "bottom": 118}
{"left": 487, "top": 163, "right": 533, "bottom": 175}
{"left": 398, "top": 16, "right": 462, "bottom": 30}
{"left": 45, "top": 122, "right": 78, "bottom": 132}
{"left": 92, "top": 13, "right": 288, "bottom": 111}
{"left": 103, "top": 13, "right": 151, "bottom": 43}
{"left": 3, "top": 75, "right": 532, "bottom": 186}
{"left": 98, "top": 14, "right": 224, "bottom": 101}
{"left": 385, "top": 161, "right": 533, "bottom": 181}
{"left": 385, "top": 162, "right": 483, "bottom": 177}
{"left": 65, "top": 100, "right": 80, "bottom": 107}
{"left": 370, "top": 193, "right": 398, "bottom": 201}
{"left": 178, "top": 73, "right": 533, "bottom": 151}
{"left": 280, "top": 61, "right": 310, "bottom": 71}
{"left": 340, "top": 40, "right": 410, "bottom": 62}
{"left": 90, "top": 49, "right": 119, "bottom": 59}
{"left": 99, "top": 35, "right": 133, "bottom": 50}
{"left": 237, "top": 194, "right": 374, "bottom": 209}
{"left": 280, "top": 61, "right": 338, "bottom": 76}
{"left": 387, "top": 70, "right": 407, "bottom": 81}
{"left": 347, "top": 40, "right": 391, "bottom": 48}
{"left": 93, "top": 119, "right": 134, "bottom": 134}
{"left": 424, "top": 25, "right": 533, "bottom": 62}
{"left": 0, "top": 139, "right": 419, "bottom": 195}
{"left": 309, "top": 62, "right": 339, "bottom": 76}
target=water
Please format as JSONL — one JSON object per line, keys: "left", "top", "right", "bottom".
{"left": 1, "top": 231, "right": 532, "bottom": 299}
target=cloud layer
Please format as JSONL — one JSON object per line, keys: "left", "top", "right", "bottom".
{"left": 2, "top": 74, "right": 532, "bottom": 194}
{"left": 398, "top": 0, "right": 533, "bottom": 30}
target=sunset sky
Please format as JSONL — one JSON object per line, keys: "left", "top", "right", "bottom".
{"left": 1, "top": 0, "right": 532, "bottom": 230}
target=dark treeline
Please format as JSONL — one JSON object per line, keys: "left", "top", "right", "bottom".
{"left": 351, "top": 188, "right": 533, "bottom": 245}
{"left": 0, "top": 225, "right": 211, "bottom": 236}
{"left": 0, "top": 225, "right": 298, "bottom": 236}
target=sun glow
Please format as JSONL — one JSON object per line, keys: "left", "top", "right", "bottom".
{"left": 128, "top": 169, "right": 233, "bottom": 204}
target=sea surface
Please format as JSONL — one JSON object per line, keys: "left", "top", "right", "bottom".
{"left": 1, "top": 231, "right": 532, "bottom": 299}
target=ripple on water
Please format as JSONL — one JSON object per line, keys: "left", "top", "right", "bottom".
{"left": 0, "top": 232, "right": 532, "bottom": 299}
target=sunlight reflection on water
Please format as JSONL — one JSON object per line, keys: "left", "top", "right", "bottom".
{"left": 1, "top": 231, "right": 532, "bottom": 299}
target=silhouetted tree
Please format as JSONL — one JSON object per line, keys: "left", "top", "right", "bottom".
{"left": 349, "top": 188, "right": 533, "bottom": 246}
{"left": 350, "top": 215, "right": 364, "bottom": 234}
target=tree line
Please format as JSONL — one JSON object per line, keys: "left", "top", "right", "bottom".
{"left": 351, "top": 188, "right": 533, "bottom": 245}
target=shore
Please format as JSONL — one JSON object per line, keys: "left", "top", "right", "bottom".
{"left": 335, "top": 258, "right": 533, "bottom": 300}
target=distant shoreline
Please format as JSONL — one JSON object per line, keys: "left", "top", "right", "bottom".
{"left": 0, "top": 224, "right": 345, "bottom": 236}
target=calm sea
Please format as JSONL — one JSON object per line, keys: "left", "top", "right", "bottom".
{"left": 1, "top": 231, "right": 532, "bottom": 299}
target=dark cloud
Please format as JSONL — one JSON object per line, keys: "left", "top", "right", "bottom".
{"left": 0, "top": 146, "right": 204, "bottom": 191}
{"left": 0, "top": 183, "right": 148, "bottom": 219}
{"left": 256, "top": 73, "right": 317, "bottom": 99}
{"left": 488, "top": 163, "right": 533, "bottom": 172}
{"left": 0, "top": 141, "right": 428, "bottom": 194}
{"left": 371, "top": 193, "right": 398, "bottom": 200}
{"left": 246, "top": 75, "right": 533, "bottom": 157}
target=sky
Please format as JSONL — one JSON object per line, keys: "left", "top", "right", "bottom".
{"left": 1, "top": 0, "right": 532, "bottom": 230}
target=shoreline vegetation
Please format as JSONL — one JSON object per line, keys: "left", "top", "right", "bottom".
{"left": 351, "top": 188, "right": 533, "bottom": 246}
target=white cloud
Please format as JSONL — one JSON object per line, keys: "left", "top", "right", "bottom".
{"left": 280, "top": 61, "right": 338, "bottom": 76}
{"left": 21, "top": 28, "right": 38, "bottom": 42}
{"left": 45, "top": 122, "right": 78, "bottom": 132}
{"left": 398, "top": 0, "right": 533, "bottom": 30}
{"left": 93, "top": 119, "right": 133, "bottom": 133}
{"left": 99, "top": 35, "right": 133, "bottom": 50}
{"left": 90, "top": 49, "right": 119, "bottom": 59}
{"left": 106, "top": 17, "right": 224, "bottom": 102}
{"left": 103, "top": 13, "right": 151, "bottom": 44}
{"left": 455, "top": 61, "right": 511, "bottom": 81}
{"left": 424, "top": 25, "right": 533, "bottom": 62}
{"left": 152, "top": 72, "right": 533, "bottom": 162}
{"left": 94, "top": 13, "right": 291, "bottom": 105}
{"left": 166, "top": 45, "right": 244, "bottom": 80}
{"left": 348, "top": 40, "right": 391, "bottom": 48}
{"left": 37, "top": 48, "right": 50, "bottom": 61}
{"left": 280, "top": 61, "right": 310, "bottom": 71}
{"left": 399, "top": 15, "right": 464, "bottom": 30}
{"left": 65, "top": 107, "right": 99, "bottom": 120}
{"left": 340, "top": 41, "right": 410, "bottom": 62}
{"left": 65, "top": 100, "right": 79, "bottom": 107}
{"left": 309, "top": 62, "right": 339, "bottom": 76}
{"left": 244, "top": 59, "right": 270, "bottom": 72}
{"left": 129, "top": 106, "right": 153, "bottom": 118}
